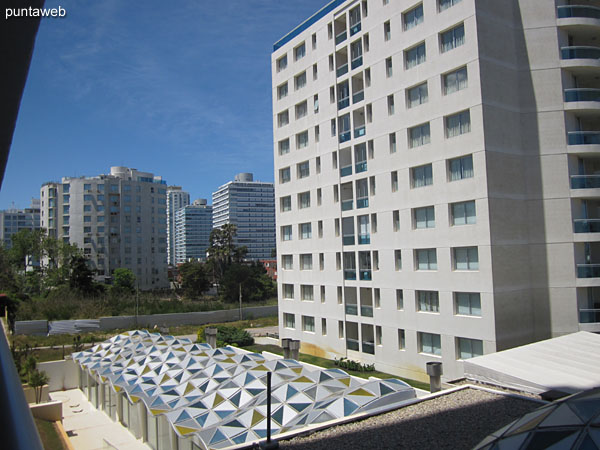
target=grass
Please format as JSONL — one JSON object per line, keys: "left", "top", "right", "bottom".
{"left": 169, "top": 315, "right": 279, "bottom": 337}
{"left": 34, "top": 417, "right": 68, "bottom": 450}
{"left": 242, "top": 343, "right": 430, "bottom": 391}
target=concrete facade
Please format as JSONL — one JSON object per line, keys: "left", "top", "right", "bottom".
{"left": 174, "top": 199, "right": 212, "bottom": 263}
{"left": 0, "top": 198, "right": 40, "bottom": 248}
{"left": 272, "top": 0, "right": 600, "bottom": 381}
{"left": 166, "top": 186, "right": 190, "bottom": 266}
{"left": 40, "top": 166, "right": 169, "bottom": 290}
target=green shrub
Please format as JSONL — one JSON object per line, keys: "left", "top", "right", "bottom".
{"left": 198, "top": 325, "right": 254, "bottom": 348}
{"left": 334, "top": 357, "right": 375, "bottom": 372}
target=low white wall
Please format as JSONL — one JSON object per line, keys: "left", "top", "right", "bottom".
{"left": 30, "top": 400, "right": 62, "bottom": 421}
{"left": 23, "top": 384, "right": 49, "bottom": 404}
{"left": 38, "top": 360, "right": 78, "bottom": 392}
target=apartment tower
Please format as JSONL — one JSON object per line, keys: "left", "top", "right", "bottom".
{"left": 174, "top": 199, "right": 213, "bottom": 264}
{"left": 167, "top": 186, "right": 190, "bottom": 266}
{"left": 0, "top": 198, "right": 41, "bottom": 249}
{"left": 272, "top": 0, "right": 600, "bottom": 381}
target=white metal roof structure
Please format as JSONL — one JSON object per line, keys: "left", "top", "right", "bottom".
{"left": 464, "top": 332, "right": 600, "bottom": 395}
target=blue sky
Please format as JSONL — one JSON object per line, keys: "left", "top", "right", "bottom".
{"left": 1, "top": 0, "right": 327, "bottom": 209}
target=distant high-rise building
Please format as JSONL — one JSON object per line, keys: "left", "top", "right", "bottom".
{"left": 0, "top": 198, "right": 40, "bottom": 248}
{"left": 167, "top": 186, "right": 190, "bottom": 265}
{"left": 212, "top": 173, "right": 276, "bottom": 260}
{"left": 174, "top": 199, "right": 213, "bottom": 264}
{"left": 40, "top": 166, "right": 169, "bottom": 290}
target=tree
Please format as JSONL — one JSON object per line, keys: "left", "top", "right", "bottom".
{"left": 111, "top": 268, "right": 136, "bottom": 295}
{"left": 8, "top": 229, "right": 44, "bottom": 271}
{"left": 28, "top": 369, "right": 49, "bottom": 404}
{"left": 69, "top": 255, "right": 95, "bottom": 294}
{"left": 207, "top": 225, "right": 248, "bottom": 283}
{"left": 219, "top": 262, "right": 276, "bottom": 303}
{"left": 178, "top": 261, "right": 210, "bottom": 299}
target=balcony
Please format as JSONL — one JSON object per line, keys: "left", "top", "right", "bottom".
{"left": 350, "top": 22, "right": 361, "bottom": 36}
{"left": 346, "top": 338, "right": 360, "bottom": 351}
{"left": 355, "top": 161, "right": 367, "bottom": 173}
{"left": 558, "top": 5, "right": 600, "bottom": 19}
{"left": 344, "top": 269, "right": 357, "bottom": 280}
{"left": 565, "top": 88, "right": 600, "bottom": 103}
{"left": 343, "top": 235, "right": 355, "bottom": 245}
{"left": 356, "top": 197, "right": 369, "bottom": 209}
{"left": 561, "top": 46, "right": 600, "bottom": 71}
{"left": 338, "top": 97, "right": 350, "bottom": 110}
{"left": 359, "top": 269, "right": 372, "bottom": 281}
{"left": 340, "top": 165, "right": 353, "bottom": 177}
{"left": 353, "top": 90, "right": 364, "bottom": 103}
{"left": 336, "top": 31, "right": 347, "bottom": 45}
{"left": 571, "top": 175, "right": 600, "bottom": 189}
{"left": 345, "top": 304, "right": 358, "bottom": 316}
{"left": 580, "top": 308, "right": 600, "bottom": 323}
{"left": 358, "top": 234, "right": 370, "bottom": 245}
{"left": 575, "top": 219, "right": 600, "bottom": 233}
{"left": 361, "top": 341, "right": 375, "bottom": 355}
{"left": 351, "top": 56, "right": 363, "bottom": 70}
{"left": 337, "top": 63, "right": 349, "bottom": 78}
{"left": 341, "top": 199, "right": 353, "bottom": 211}
{"left": 339, "top": 130, "right": 351, "bottom": 143}
{"left": 354, "top": 125, "right": 366, "bottom": 138}
{"left": 568, "top": 131, "right": 600, "bottom": 145}
{"left": 577, "top": 264, "right": 600, "bottom": 278}
{"left": 360, "top": 305, "right": 373, "bottom": 317}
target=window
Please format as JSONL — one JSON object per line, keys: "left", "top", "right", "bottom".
{"left": 329, "top": 54, "right": 334, "bottom": 72}
{"left": 449, "top": 155, "right": 474, "bottom": 181}
{"left": 84, "top": 194, "right": 92, "bottom": 202}
{"left": 281, "top": 225, "right": 292, "bottom": 241}
{"left": 396, "top": 289, "right": 404, "bottom": 310}
{"left": 455, "top": 292, "right": 482, "bottom": 316}
{"left": 368, "top": 140, "right": 374, "bottom": 159}
{"left": 295, "top": 71, "right": 307, "bottom": 90}
{"left": 409, "top": 123, "right": 430, "bottom": 148}
{"left": 297, "top": 161, "right": 310, "bottom": 179}
{"left": 331, "top": 118, "right": 336, "bottom": 136}
{"left": 393, "top": 210, "right": 400, "bottom": 231}
{"left": 322, "top": 318, "right": 327, "bottom": 335}
{"left": 84, "top": 183, "right": 92, "bottom": 191}
{"left": 277, "top": 110, "right": 289, "bottom": 127}
{"left": 312, "top": 33, "right": 317, "bottom": 50}
{"left": 277, "top": 54, "right": 288, "bottom": 72}
{"left": 416, "top": 248, "right": 437, "bottom": 270}
{"left": 395, "top": 250, "right": 402, "bottom": 270}
{"left": 296, "top": 131, "right": 309, "bottom": 149}
{"left": 454, "top": 246, "right": 479, "bottom": 270}
{"left": 301, "top": 285, "right": 314, "bottom": 302}
{"left": 298, "top": 191, "right": 311, "bottom": 209}
{"left": 369, "top": 176, "right": 376, "bottom": 196}
{"left": 365, "top": 67, "right": 371, "bottom": 86}
{"left": 405, "top": 42, "right": 426, "bottom": 69}
{"left": 317, "top": 188, "right": 322, "bottom": 206}
{"left": 282, "top": 255, "right": 293, "bottom": 270}
{"left": 339, "top": 321, "right": 344, "bottom": 338}
{"left": 63, "top": 194, "right": 70, "bottom": 203}
{"left": 384, "top": 21, "right": 391, "bottom": 41}
{"left": 376, "top": 326, "right": 382, "bottom": 346}
{"left": 385, "top": 57, "right": 393, "bottom": 77}
{"left": 300, "top": 222, "right": 312, "bottom": 239}
{"left": 444, "top": 67, "right": 468, "bottom": 94}
{"left": 294, "top": 42, "right": 306, "bottom": 61}
{"left": 407, "top": 82, "right": 428, "bottom": 108}
{"left": 316, "top": 156, "right": 321, "bottom": 173}
{"left": 279, "top": 167, "right": 291, "bottom": 184}
{"left": 451, "top": 200, "right": 476, "bottom": 225}
{"left": 314, "top": 95, "right": 319, "bottom": 113}
{"left": 302, "top": 315, "right": 315, "bottom": 332}
{"left": 440, "top": 23, "right": 465, "bottom": 53}
{"left": 295, "top": 101, "right": 307, "bottom": 119}
{"left": 457, "top": 337, "right": 483, "bottom": 359}
{"left": 284, "top": 313, "right": 295, "bottom": 329}
{"left": 283, "top": 284, "right": 294, "bottom": 299}
{"left": 387, "top": 94, "right": 395, "bottom": 115}
{"left": 300, "top": 254, "right": 313, "bottom": 270}
{"left": 328, "top": 23, "right": 333, "bottom": 39}
{"left": 84, "top": 216, "right": 91, "bottom": 223}
{"left": 391, "top": 171, "right": 398, "bottom": 192}
{"left": 440, "top": 0, "right": 462, "bottom": 11}
{"left": 403, "top": 4, "right": 423, "bottom": 30}
{"left": 277, "top": 82, "right": 288, "bottom": 99}
{"left": 414, "top": 206, "right": 435, "bottom": 229}
{"left": 313, "top": 63, "right": 318, "bottom": 81}
{"left": 411, "top": 164, "right": 433, "bottom": 188}
{"left": 417, "top": 290, "right": 439, "bottom": 312}
{"left": 366, "top": 104, "right": 372, "bottom": 122}
{"left": 398, "top": 329, "right": 406, "bottom": 350}
{"left": 320, "top": 284, "right": 325, "bottom": 301}
{"left": 419, "top": 332, "right": 441, "bottom": 356}
{"left": 279, "top": 138, "right": 290, "bottom": 155}
{"left": 280, "top": 196, "right": 291, "bottom": 212}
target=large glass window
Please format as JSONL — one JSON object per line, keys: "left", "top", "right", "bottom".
{"left": 409, "top": 123, "right": 430, "bottom": 148}
{"left": 300, "top": 222, "right": 312, "bottom": 239}
{"left": 280, "top": 196, "right": 291, "bottom": 212}
{"left": 443, "top": 67, "right": 468, "bottom": 94}
{"left": 407, "top": 82, "right": 428, "bottom": 108}
{"left": 278, "top": 110, "right": 289, "bottom": 127}
{"left": 440, "top": 0, "right": 462, "bottom": 11}
{"left": 451, "top": 200, "right": 476, "bottom": 225}
{"left": 455, "top": 292, "right": 482, "bottom": 316}
{"left": 301, "top": 285, "right": 314, "bottom": 301}
{"left": 446, "top": 110, "right": 471, "bottom": 137}
{"left": 277, "top": 82, "right": 288, "bottom": 100}
{"left": 294, "top": 42, "right": 306, "bottom": 61}
{"left": 300, "top": 254, "right": 313, "bottom": 270}
{"left": 416, "top": 248, "right": 437, "bottom": 270}
{"left": 417, "top": 290, "right": 439, "bottom": 313}
{"left": 298, "top": 191, "right": 310, "bottom": 209}
{"left": 302, "top": 315, "right": 315, "bottom": 332}
{"left": 405, "top": 42, "right": 426, "bottom": 69}
{"left": 414, "top": 206, "right": 435, "bottom": 228}
{"left": 457, "top": 337, "right": 483, "bottom": 359}
{"left": 295, "top": 71, "right": 307, "bottom": 90}
{"left": 454, "top": 246, "right": 479, "bottom": 270}
{"left": 449, "top": 155, "right": 474, "bottom": 181}
{"left": 283, "top": 284, "right": 294, "bottom": 299}
{"left": 419, "top": 332, "right": 441, "bottom": 355}
{"left": 279, "top": 138, "right": 290, "bottom": 155}
{"left": 282, "top": 255, "right": 293, "bottom": 270}
{"left": 295, "top": 101, "right": 308, "bottom": 119}
{"left": 281, "top": 225, "right": 292, "bottom": 241}
{"left": 284, "top": 313, "right": 295, "bottom": 328}
{"left": 280, "top": 167, "right": 291, "bottom": 184}
{"left": 403, "top": 3, "right": 423, "bottom": 30}
{"left": 411, "top": 164, "right": 433, "bottom": 188}
{"left": 440, "top": 23, "right": 465, "bottom": 53}
{"left": 297, "top": 160, "right": 310, "bottom": 177}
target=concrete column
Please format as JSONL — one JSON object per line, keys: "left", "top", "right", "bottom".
{"left": 426, "top": 362, "right": 443, "bottom": 393}
{"left": 289, "top": 340, "right": 300, "bottom": 361}
{"left": 205, "top": 327, "right": 217, "bottom": 349}
{"left": 281, "top": 338, "right": 291, "bottom": 359}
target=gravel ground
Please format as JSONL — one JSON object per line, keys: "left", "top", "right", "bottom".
{"left": 279, "top": 388, "right": 541, "bottom": 450}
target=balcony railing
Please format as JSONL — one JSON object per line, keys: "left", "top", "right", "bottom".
{"left": 362, "top": 341, "right": 375, "bottom": 355}
{"left": 574, "top": 219, "right": 600, "bottom": 233}
{"left": 350, "top": 22, "right": 361, "bottom": 36}
{"left": 571, "top": 175, "right": 600, "bottom": 189}
{"left": 344, "top": 269, "right": 357, "bottom": 280}
{"left": 354, "top": 125, "right": 366, "bottom": 138}
{"left": 355, "top": 161, "right": 367, "bottom": 173}
{"left": 356, "top": 197, "right": 369, "bottom": 209}
{"left": 568, "top": 131, "right": 600, "bottom": 145}
{"left": 353, "top": 90, "right": 364, "bottom": 103}
{"left": 341, "top": 199, "right": 353, "bottom": 211}
{"left": 579, "top": 308, "right": 600, "bottom": 323}
{"left": 337, "top": 64, "right": 349, "bottom": 77}
{"left": 359, "top": 269, "right": 372, "bottom": 281}
{"left": 339, "top": 130, "right": 351, "bottom": 143}
{"left": 577, "top": 264, "right": 600, "bottom": 278}
{"left": 340, "top": 165, "right": 352, "bottom": 177}
{"left": 347, "top": 338, "right": 360, "bottom": 351}
{"left": 558, "top": 5, "right": 600, "bottom": 19}
{"left": 358, "top": 234, "right": 370, "bottom": 245}
{"left": 345, "top": 304, "right": 358, "bottom": 316}
{"left": 338, "top": 97, "right": 350, "bottom": 110}
{"left": 565, "top": 88, "right": 600, "bottom": 103}
{"left": 343, "top": 235, "right": 355, "bottom": 245}
{"left": 336, "top": 31, "right": 347, "bottom": 45}
{"left": 351, "top": 56, "right": 363, "bottom": 70}
{"left": 361, "top": 305, "right": 373, "bottom": 317}
{"left": 561, "top": 46, "right": 600, "bottom": 60}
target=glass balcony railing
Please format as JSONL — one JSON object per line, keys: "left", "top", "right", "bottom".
{"left": 561, "top": 46, "right": 600, "bottom": 60}
{"left": 565, "top": 88, "right": 600, "bottom": 103}
{"left": 356, "top": 197, "right": 369, "bottom": 209}
{"left": 353, "top": 90, "right": 364, "bottom": 103}
{"left": 571, "top": 175, "right": 600, "bottom": 189}
{"left": 340, "top": 165, "right": 352, "bottom": 177}
{"left": 359, "top": 269, "right": 372, "bottom": 281}
{"left": 347, "top": 338, "right": 360, "bottom": 351}
{"left": 350, "top": 22, "right": 361, "bottom": 36}
{"left": 358, "top": 234, "right": 370, "bottom": 245}
{"left": 574, "top": 219, "right": 600, "bottom": 233}
{"left": 361, "top": 305, "right": 373, "bottom": 317}
{"left": 354, "top": 126, "right": 366, "bottom": 138}
{"left": 579, "top": 308, "right": 600, "bottom": 323}
{"left": 351, "top": 56, "right": 363, "bottom": 70}
{"left": 344, "top": 269, "right": 357, "bottom": 280}
{"left": 362, "top": 341, "right": 375, "bottom": 355}
{"left": 339, "top": 130, "right": 351, "bottom": 143}
{"left": 355, "top": 161, "right": 367, "bottom": 173}
{"left": 558, "top": 5, "right": 600, "bottom": 19}
{"left": 341, "top": 199, "right": 353, "bottom": 211}
{"left": 337, "top": 64, "right": 349, "bottom": 77}
{"left": 336, "top": 31, "right": 347, "bottom": 45}
{"left": 338, "top": 97, "right": 350, "bottom": 110}
{"left": 345, "top": 304, "right": 358, "bottom": 316}
{"left": 568, "top": 131, "right": 600, "bottom": 145}
{"left": 577, "top": 264, "right": 600, "bottom": 278}
{"left": 343, "top": 235, "right": 355, "bottom": 245}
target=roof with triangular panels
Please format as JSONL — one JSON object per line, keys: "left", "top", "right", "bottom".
{"left": 72, "top": 330, "right": 416, "bottom": 449}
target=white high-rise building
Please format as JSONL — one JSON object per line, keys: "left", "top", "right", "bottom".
{"left": 212, "top": 173, "right": 276, "bottom": 260}
{"left": 167, "top": 186, "right": 190, "bottom": 265}
{"left": 174, "top": 199, "right": 213, "bottom": 264}
{"left": 40, "top": 166, "right": 169, "bottom": 290}
{"left": 0, "top": 198, "right": 41, "bottom": 249}
{"left": 272, "top": 0, "right": 600, "bottom": 381}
